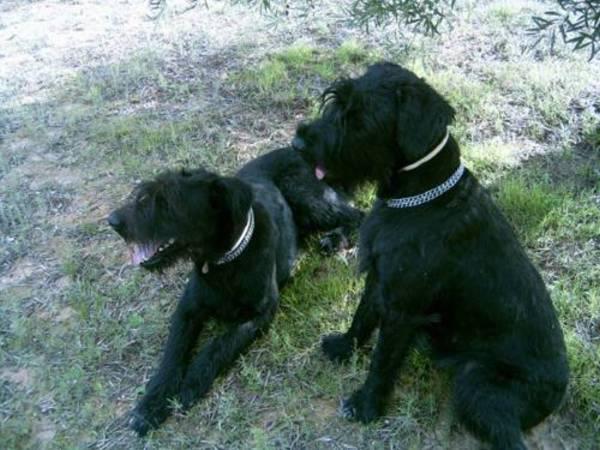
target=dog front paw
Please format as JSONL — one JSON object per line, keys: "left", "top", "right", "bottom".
{"left": 179, "top": 385, "right": 197, "bottom": 410}
{"left": 179, "top": 375, "right": 212, "bottom": 410}
{"left": 342, "top": 389, "right": 382, "bottom": 423}
{"left": 322, "top": 333, "right": 354, "bottom": 363}
{"left": 129, "top": 409, "right": 158, "bottom": 437}
{"left": 129, "top": 392, "right": 172, "bottom": 436}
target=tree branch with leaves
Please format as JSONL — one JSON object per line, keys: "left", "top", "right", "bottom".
{"left": 156, "top": 0, "right": 600, "bottom": 59}
{"left": 530, "top": 0, "right": 600, "bottom": 59}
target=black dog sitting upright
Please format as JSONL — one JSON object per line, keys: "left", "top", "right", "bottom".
{"left": 108, "top": 147, "right": 362, "bottom": 436}
{"left": 292, "top": 63, "right": 569, "bottom": 449}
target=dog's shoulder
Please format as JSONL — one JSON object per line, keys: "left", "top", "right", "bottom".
{"left": 358, "top": 201, "right": 428, "bottom": 273}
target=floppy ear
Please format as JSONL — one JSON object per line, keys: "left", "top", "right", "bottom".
{"left": 209, "top": 176, "right": 253, "bottom": 236}
{"left": 395, "top": 81, "right": 455, "bottom": 163}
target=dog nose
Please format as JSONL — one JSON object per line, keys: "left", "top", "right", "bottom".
{"left": 107, "top": 212, "right": 124, "bottom": 232}
{"left": 292, "top": 136, "right": 306, "bottom": 152}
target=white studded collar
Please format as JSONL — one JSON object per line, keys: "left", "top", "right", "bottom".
{"left": 202, "top": 207, "right": 255, "bottom": 273}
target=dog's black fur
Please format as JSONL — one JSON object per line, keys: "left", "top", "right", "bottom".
{"left": 108, "top": 147, "right": 362, "bottom": 436}
{"left": 292, "top": 62, "right": 569, "bottom": 449}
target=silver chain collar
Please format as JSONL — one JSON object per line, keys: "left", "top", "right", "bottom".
{"left": 386, "top": 163, "right": 465, "bottom": 209}
{"left": 216, "top": 207, "right": 255, "bottom": 265}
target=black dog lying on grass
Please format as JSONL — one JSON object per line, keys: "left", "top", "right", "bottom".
{"left": 108, "top": 147, "right": 362, "bottom": 436}
{"left": 292, "top": 62, "right": 569, "bottom": 450}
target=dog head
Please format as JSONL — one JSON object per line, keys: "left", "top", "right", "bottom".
{"left": 292, "top": 62, "right": 455, "bottom": 185}
{"left": 108, "top": 168, "right": 253, "bottom": 271}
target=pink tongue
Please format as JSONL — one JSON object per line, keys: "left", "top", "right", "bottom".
{"left": 315, "top": 166, "right": 326, "bottom": 180}
{"left": 129, "top": 243, "right": 157, "bottom": 265}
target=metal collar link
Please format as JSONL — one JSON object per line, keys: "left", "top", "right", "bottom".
{"left": 216, "top": 207, "right": 255, "bottom": 265}
{"left": 386, "top": 163, "right": 465, "bottom": 209}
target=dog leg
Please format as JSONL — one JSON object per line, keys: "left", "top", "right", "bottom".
{"left": 179, "top": 298, "right": 277, "bottom": 409}
{"left": 317, "top": 195, "right": 364, "bottom": 255}
{"left": 310, "top": 190, "right": 364, "bottom": 255}
{"left": 322, "top": 272, "right": 379, "bottom": 362}
{"left": 282, "top": 180, "right": 363, "bottom": 254}
{"left": 342, "top": 312, "right": 415, "bottom": 423}
{"left": 130, "top": 275, "right": 207, "bottom": 436}
{"left": 453, "top": 363, "right": 527, "bottom": 450}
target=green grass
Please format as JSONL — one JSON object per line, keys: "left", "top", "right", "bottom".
{"left": 230, "top": 41, "right": 379, "bottom": 110}
{"left": 64, "top": 51, "right": 200, "bottom": 106}
{"left": 1, "top": 1, "right": 599, "bottom": 449}
{"left": 495, "top": 177, "right": 566, "bottom": 244}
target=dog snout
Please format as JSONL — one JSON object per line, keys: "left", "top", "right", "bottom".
{"left": 291, "top": 136, "right": 306, "bottom": 152}
{"left": 107, "top": 211, "right": 125, "bottom": 234}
